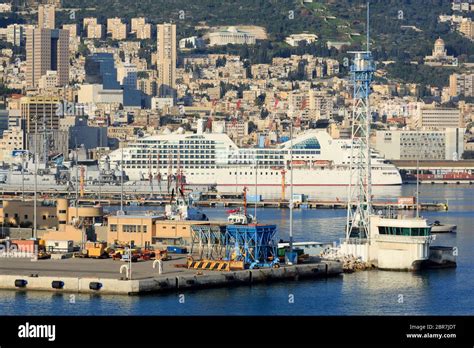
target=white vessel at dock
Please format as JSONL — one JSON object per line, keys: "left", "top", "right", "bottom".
{"left": 104, "top": 130, "right": 402, "bottom": 188}
{"left": 340, "top": 214, "right": 435, "bottom": 271}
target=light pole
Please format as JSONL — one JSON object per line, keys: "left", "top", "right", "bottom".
{"left": 289, "top": 121, "right": 294, "bottom": 253}
{"left": 33, "top": 116, "right": 38, "bottom": 239}
{"left": 120, "top": 147, "right": 124, "bottom": 213}
{"left": 21, "top": 152, "right": 26, "bottom": 201}
{"left": 254, "top": 152, "right": 258, "bottom": 223}
{"left": 416, "top": 128, "right": 420, "bottom": 218}
{"left": 75, "top": 148, "right": 79, "bottom": 225}
{"left": 98, "top": 147, "right": 101, "bottom": 206}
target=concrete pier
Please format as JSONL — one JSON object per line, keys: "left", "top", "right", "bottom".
{"left": 0, "top": 257, "right": 342, "bottom": 295}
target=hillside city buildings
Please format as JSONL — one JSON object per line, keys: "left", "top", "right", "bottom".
{"left": 0, "top": 2, "right": 473, "bottom": 174}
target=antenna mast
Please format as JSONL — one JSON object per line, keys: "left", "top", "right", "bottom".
{"left": 346, "top": 1, "right": 375, "bottom": 241}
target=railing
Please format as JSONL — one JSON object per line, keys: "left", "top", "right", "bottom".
{"left": 374, "top": 234, "right": 435, "bottom": 243}
{"left": 339, "top": 237, "right": 369, "bottom": 245}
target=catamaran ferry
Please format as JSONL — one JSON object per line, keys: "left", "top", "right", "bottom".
{"left": 105, "top": 130, "right": 402, "bottom": 187}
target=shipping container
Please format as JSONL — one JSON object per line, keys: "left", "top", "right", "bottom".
{"left": 292, "top": 194, "right": 308, "bottom": 203}
{"left": 167, "top": 246, "right": 188, "bottom": 254}
{"left": 9, "top": 239, "right": 37, "bottom": 253}
{"left": 398, "top": 196, "right": 416, "bottom": 205}
{"left": 246, "top": 194, "right": 262, "bottom": 203}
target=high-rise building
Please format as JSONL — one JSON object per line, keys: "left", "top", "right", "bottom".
{"left": 6, "top": 24, "right": 24, "bottom": 46}
{"left": 459, "top": 18, "right": 474, "bottom": 39}
{"left": 131, "top": 17, "right": 146, "bottom": 33}
{"left": 62, "top": 24, "right": 78, "bottom": 38}
{"left": 83, "top": 17, "right": 97, "bottom": 30}
{"left": 449, "top": 73, "right": 474, "bottom": 97}
{"left": 117, "top": 62, "right": 137, "bottom": 89}
{"left": 107, "top": 18, "right": 122, "bottom": 33}
{"left": 156, "top": 23, "right": 176, "bottom": 98}
{"left": 84, "top": 53, "right": 120, "bottom": 89}
{"left": 131, "top": 18, "right": 151, "bottom": 39}
{"left": 105, "top": 17, "right": 127, "bottom": 40}
{"left": 26, "top": 28, "right": 69, "bottom": 87}
{"left": 110, "top": 22, "right": 127, "bottom": 40}
{"left": 87, "top": 23, "right": 103, "bottom": 39}
{"left": 38, "top": 4, "right": 55, "bottom": 29}
{"left": 20, "top": 96, "right": 62, "bottom": 134}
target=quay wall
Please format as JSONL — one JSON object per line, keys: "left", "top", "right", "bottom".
{"left": 0, "top": 261, "right": 342, "bottom": 296}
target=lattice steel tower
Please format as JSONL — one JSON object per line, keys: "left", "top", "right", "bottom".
{"left": 346, "top": 3, "right": 375, "bottom": 241}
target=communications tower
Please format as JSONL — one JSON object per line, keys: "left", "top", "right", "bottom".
{"left": 345, "top": 2, "right": 375, "bottom": 241}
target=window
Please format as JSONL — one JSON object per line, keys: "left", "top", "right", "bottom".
{"left": 42, "top": 215, "right": 47, "bottom": 220}
{"left": 378, "top": 226, "right": 430, "bottom": 236}
{"left": 110, "top": 224, "right": 117, "bottom": 232}
{"left": 58, "top": 210, "right": 66, "bottom": 214}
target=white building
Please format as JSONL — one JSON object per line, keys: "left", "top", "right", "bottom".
{"left": 424, "top": 38, "right": 457, "bottom": 66}
{"left": 179, "top": 36, "right": 205, "bottom": 49}
{"left": 208, "top": 27, "right": 256, "bottom": 46}
{"left": 414, "top": 107, "right": 463, "bottom": 129}
{"left": 78, "top": 84, "right": 123, "bottom": 104}
{"left": 285, "top": 33, "right": 318, "bottom": 47}
{"left": 375, "top": 128, "right": 465, "bottom": 161}
{"left": 151, "top": 97, "right": 174, "bottom": 110}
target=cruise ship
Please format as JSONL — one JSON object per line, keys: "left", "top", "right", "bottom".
{"left": 104, "top": 130, "right": 402, "bottom": 187}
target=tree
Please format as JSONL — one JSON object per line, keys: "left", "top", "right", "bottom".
{"left": 77, "top": 42, "right": 90, "bottom": 57}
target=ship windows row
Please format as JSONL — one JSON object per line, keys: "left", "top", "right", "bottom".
{"left": 378, "top": 226, "right": 430, "bottom": 236}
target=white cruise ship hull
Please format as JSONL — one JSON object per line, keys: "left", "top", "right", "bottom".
{"left": 122, "top": 166, "right": 402, "bottom": 187}
{"left": 104, "top": 130, "right": 403, "bottom": 188}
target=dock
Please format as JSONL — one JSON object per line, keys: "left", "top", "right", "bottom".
{"left": 0, "top": 256, "right": 342, "bottom": 295}
{"left": 0, "top": 195, "right": 449, "bottom": 211}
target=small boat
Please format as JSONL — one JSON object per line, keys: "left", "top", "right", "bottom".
{"left": 430, "top": 221, "right": 457, "bottom": 233}
{"left": 227, "top": 208, "right": 254, "bottom": 225}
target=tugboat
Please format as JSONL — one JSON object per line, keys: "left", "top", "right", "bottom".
{"left": 165, "top": 188, "right": 208, "bottom": 221}
{"left": 226, "top": 187, "right": 254, "bottom": 225}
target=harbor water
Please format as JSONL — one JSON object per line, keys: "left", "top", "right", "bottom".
{"left": 0, "top": 185, "right": 471, "bottom": 315}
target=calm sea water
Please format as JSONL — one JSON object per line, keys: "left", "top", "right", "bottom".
{"left": 0, "top": 185, "right": 472, "bottom": 315}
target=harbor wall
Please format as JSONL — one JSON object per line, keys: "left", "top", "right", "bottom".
{"left": 0, "top": 261, "right": 342, "bottom": 296}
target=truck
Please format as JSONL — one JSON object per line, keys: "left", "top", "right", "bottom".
{"left": 84, "top": 242, "right": 109, "bottom": 258}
